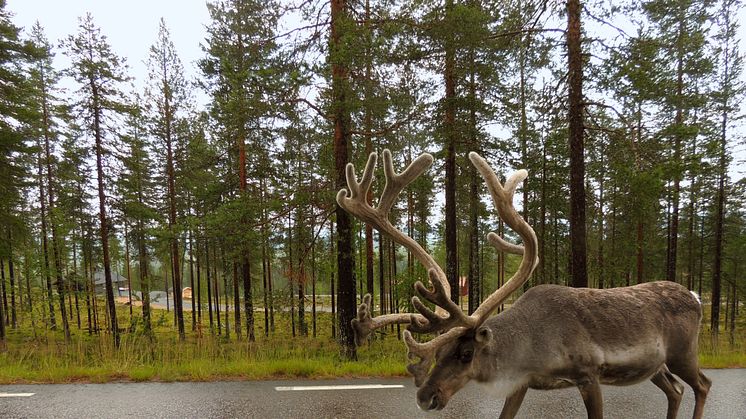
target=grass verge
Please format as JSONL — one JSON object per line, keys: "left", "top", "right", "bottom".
{"left": 0, "top": 302, "right": 743, "bottom": 384}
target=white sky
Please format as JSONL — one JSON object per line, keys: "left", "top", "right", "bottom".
{"left": 6, "top": 0, "right": 746, "bottom": 180}
{"left": 8, "top": 0, "right": 211, "bottom": 94}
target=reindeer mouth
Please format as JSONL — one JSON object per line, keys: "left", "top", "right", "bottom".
{"left": 417, "top": 390, "right": 447, "bottom": 411}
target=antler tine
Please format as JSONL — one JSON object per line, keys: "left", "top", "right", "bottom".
{"left": 378, "top": 149, "right": 432, "bottom": 214}
{"left": 351, "top": 293, "right": 420, "bottom": 345}
{"left": 403, "top": 327, "right": 468, "bottom": 387}
{"left": 468, "top": 153, "right": 539, "bottom": 326}
{"left": 487, "top": 232, "right": 524, "bottom": 255}
{"left": 407, "top": 269, "right": 475, "bottom": 333}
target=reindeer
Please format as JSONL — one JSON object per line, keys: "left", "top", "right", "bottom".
{"left": 336, "top": 150, "right": 711, "bottom": 419}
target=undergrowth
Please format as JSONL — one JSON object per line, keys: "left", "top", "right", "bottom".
{"left": 0, "top": 300, "right": 743, "bottom": 384}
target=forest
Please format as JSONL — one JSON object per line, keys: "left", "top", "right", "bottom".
{"left": 0, "top": 0, "right": 744, "bottom": 379}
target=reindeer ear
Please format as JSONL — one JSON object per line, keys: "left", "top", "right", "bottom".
{"left": 475, "top": 326, "right": 493, "bottom": 345}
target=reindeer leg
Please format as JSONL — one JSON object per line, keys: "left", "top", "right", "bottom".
{"left": 577, "top": 378, "right": 603, "bottom": 419}
{"left": 651, "top": 366, "right": 684, "bottom": 419}
{"left": 669, "top": 361, "right": 711, "bottom": 419}
{"left": 675, "top": 368, "right": 711, "bottom": 419}
{"left": 498, "top": 386, "right": 528, "bottom": 419}
{"left": 692, "top": 370, "right": 713, "bottom": 419}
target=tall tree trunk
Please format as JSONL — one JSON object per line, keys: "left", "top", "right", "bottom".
{"left": 378, "top": 231, "right": 386, "bottom": 317}
{"left": 330, "top": 218, "right": 336, "bottom": 339}
{"left": 262, "top": 183, "right": 274, "bottom": 333}
{"left": 597, "top": 164, "right": 604, "bottom": 290}
{"left": 567, "top": 0, "right": 588, "bottom": 288}
{"left": 635, "top": 103, "right": 645, "bottom": 284}
{"left": 124, "top": 222, "right": 133, "bottom": 322}
{"left": 331, "top": 0, "right": 356, "bottom": 359}
{"left": 311, "top": 213, "right": 317, "bottom": 338}
{"left": 1, "top": 260, "right": 6, "bottom": 328}
{"left": 297, "top": 210, "right": 307, "bottom": 337}
{"left": 165, "top": 260, "right": 170, "bottom": 313}
{"left": 37, "top": 141, "right": 56, "bottom": 330}
{"left": 24, "top": 250, "right": 36, "bottom": 335}
{"left": 138, "top": 218, "right": 151, "bottom": 335}
{"left": 8, "top": 241, "right": 17, "bottom": 329}
{"left": 539, "top": 138, "right": 547, "bottom": 284}
{"left": 91, "top": 81, "right": 118, "bottom": 347}
{"left": 233, "top": 262, "right": 241, "bottom": 338}
{"left": 222, "top": 252, "right": 230, "bottom": 339}
{"left": 82, "top": 230, "right": 92, "bottom": 335}
{"left": 0, "top": 261, "right": 4, "bottom": 348}
{"left": 195, "top": 235, "right": 202, "bottom": 328}
{"left": 667, "top": 15, "right": 685, "bottom": 284}
{"left": 42, "top": 60, "right": 69, "bottom": 339}
{"left": 260, "top": 182, "right": 270, "bottom": 336}
{"left": 467, "top": 59, "right": 480, "bottom": 314}
{"left": 205, "top": 239, "right": 214, "bottom": 332}
{"left": 711, "top": 98, "right": 727, "bottom": 335}
{"left": 71, "top": 242, "right": 81, "bottom": 330}
{"left": 213, "top": 244, "right": 221, "bottom": 335}
{"left": 363, "top": 0, "right": 375, "bottom": 305}
{"left": 444, "top": 0, "right": 459, "bottom": 304}
{"left": 289, "top": 216, "right": 296, "bottom": 338}
{"left": 238, "top": 136, "right": 255, "bottom": 341}
{"left": 165, "top": 131, "right": 184, "bottom": 339}
{"left": 518, "top": 21, "right": 531, "bottom": 292}
{"left": 188, "top": 223, "right": 196, "bottom": 331}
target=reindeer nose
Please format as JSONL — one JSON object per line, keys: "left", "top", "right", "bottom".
{"left": 416, "top": 390, "right": 440, "bottom": 411}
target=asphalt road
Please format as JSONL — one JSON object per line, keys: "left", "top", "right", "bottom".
{"left": 1, "top": 369, "right": 744, "bottom": 418}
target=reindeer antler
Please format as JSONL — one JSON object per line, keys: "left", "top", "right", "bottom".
{"left": 337, "top": 150, "right": 538, "bottom": 387}
{"left": 337, "top": 150, "right": 454, "bottom": 341}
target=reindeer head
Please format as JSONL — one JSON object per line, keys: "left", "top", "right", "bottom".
{"left": 337, "top": 150, "right": 538, "bottom": 410}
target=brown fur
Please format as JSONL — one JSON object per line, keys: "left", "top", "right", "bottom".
{"left": 416, "top": 281, "right": 711, "bottom": 419}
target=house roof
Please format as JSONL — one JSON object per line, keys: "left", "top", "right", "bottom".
{"left": 93, "top": 271, "right": 129, "bottom": 286}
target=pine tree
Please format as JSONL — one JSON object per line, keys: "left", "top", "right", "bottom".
{"left": 711, "top": 0, "right": 744, "bottom": 335}
{"left": 28, "top": 22, "right": 71, "bottom": 341}
{"left": 330, "top": 0, "right": 357, "bottom": 358}
{"left": 200, "top": 0, "right": 285, "bottom": 342}
{"left": 145, "top": 18, "right": 189, "bottom": 340}
{"left": 644, "top": 0, "right": 714, "bottom": 283}
{"left": 118, "top": 94, "right": 158, "bottom": 334}
{"left": 0, "top": 1, "right": 36, "bottom": 347}
{"left": 62, "top": 13, "right": 130, "bottom": 347}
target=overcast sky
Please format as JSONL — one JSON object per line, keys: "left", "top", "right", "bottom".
{"left": 6, "top": 0, "right": 746, "bottom": 178}
{"left": 7, "top": 0, "right": 211, "bottom": 91}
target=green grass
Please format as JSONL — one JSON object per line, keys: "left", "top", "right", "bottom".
{"left": 0, "top": 300, "right": 410, "bottom": 384}
{"left": 0, "top": 333, "right": 409, "bottom": 384}
{"left": 0, "top": 298, "right": 743, "bottom": 384}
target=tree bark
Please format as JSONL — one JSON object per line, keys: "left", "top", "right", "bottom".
{"left": 444, "top": 0, "right": 459, "bottom": 304}
{"left": 90, "top": 76, "right": 119, "bottom": 346}
{"left": 238, "top": 135, "right": 255, "bottom": 341}
{"left": 37, "top": 139, "right": 56, "bottom": 330}
{"left": 711, "top": 96, "right": 727, "bottom": 335}
{"left": 42, "top": 114, "right": 70, "bottom": 340}
{"left": 7, "top": 235, "right": 17, "bottom": 328}
{"left": 188, "top": 222, "right": 196, "bottom": 331}
{"left": 567, "top": 0, "right": 588, "bottom": 288}
{"left": 331, "top": 0, "right": 356, "bottom": 359}
{"left": 165, "top": 127, "right": 184, "bottom": 339}
{"left": 233, "top": 262, "right": 241, "bottom": 338}
{"left": 0, "top": 260, "right": 4, "bottom": 348}
{"left": 467, "top": 57, "right": 480, "bottom": 314}
{"left": 667, "top": 13, "right": 686, "bottom": 284}
{"left": 205, "top": 239, "right": 214, "bottom": 332}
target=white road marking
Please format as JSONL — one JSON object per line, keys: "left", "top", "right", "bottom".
{"left": 275, "top": 384, "right": 404, "bottom": 391}
{"left": 0, "top": 393, "right": 35, "bottom": 397}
